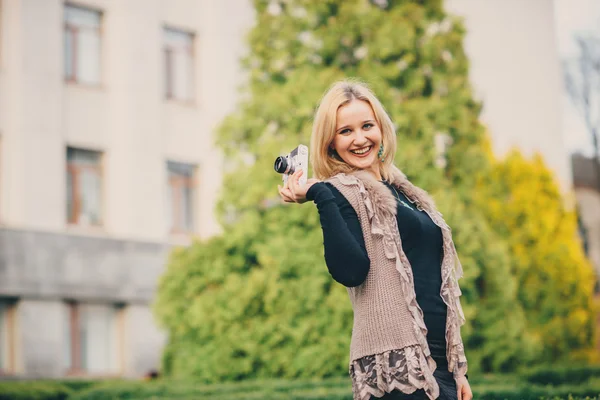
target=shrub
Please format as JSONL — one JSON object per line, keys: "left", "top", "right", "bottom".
{"left": 0, "top": 381, "right": 71, "bottom": 400}
{"left": 477, "top": 151, "right": 597, "bottom": 364}
{"left": 69, "top": 378, "right": 352, "bottom": 400}
{"left": 473, "top": 383, "right": 600, "bottom": 400}
{"left": 523, "top": 365, "right": 600, "bottom": 386}
{"left": 66, "top": 376, "right": 600, "bottom": 400}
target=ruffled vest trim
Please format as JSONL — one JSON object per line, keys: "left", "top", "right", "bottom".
{"left": 328, "top": 167, "right": 467, "bottom": 400}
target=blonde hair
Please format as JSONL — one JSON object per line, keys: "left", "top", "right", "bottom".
{"left": 310, "top": 80, "right": 397, "bottom": 180}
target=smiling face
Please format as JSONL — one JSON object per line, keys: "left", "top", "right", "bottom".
{"left": 331, "top": 99, "right": 383, "bottom": 180}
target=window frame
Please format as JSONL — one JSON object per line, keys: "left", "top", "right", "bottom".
{"left": 0, "top": 299, "right": 17, "bottom": 376}
{"left": 64, "top": 3, "right": 103, "bottom": 86}
{"left": 64, "top": 301, "right": 124, "bottom": 377}
{"left": 167, "top": 161, "right": 197, "bottom": 234}
{"left": 66, "top": 147, "right": 104, "bottom": 227}
{"left": 163, "top": 26, "right": 196, "bottom": 103}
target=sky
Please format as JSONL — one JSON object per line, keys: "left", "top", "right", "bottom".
{"left": 554, "top": 0, "right": 600, "bottom": 156}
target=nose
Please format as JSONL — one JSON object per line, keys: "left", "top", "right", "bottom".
{"left": 353, "top": 130, "right": 368, "bottom": 146}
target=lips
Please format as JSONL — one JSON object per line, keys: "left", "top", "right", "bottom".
{"left": 350, "top": 146, "right": 372, "bottom": 156}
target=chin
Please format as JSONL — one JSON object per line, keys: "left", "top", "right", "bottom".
{"left": 352, "top": 159, "right": 377, "bottom": 170}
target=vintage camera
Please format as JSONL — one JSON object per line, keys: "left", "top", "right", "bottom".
{"left": 274, "top": 144, "right": 309, "bottom": 186}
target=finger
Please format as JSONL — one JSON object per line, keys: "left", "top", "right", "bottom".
{"left": 278, "top": 186, "right": 287, "bottom": 198}
{"left": 281, "top": 188, "right": 296, "bottom": 202}
{"left": 296, "top": 170, "right": 305, "bottom": 186}
{"left": 278, "top": 186, "right": 293, "bottom": 201}
{"left": 284, "top": 174, "right": 293, "bottom": 189}
{"left": 280, "top": 190, "right": 294, "bottom": 202}
{"left": 288, "top": 175, "right": 297, "bottom": 195}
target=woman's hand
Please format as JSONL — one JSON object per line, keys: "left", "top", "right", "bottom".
{"left": 277, "top": 170, "right": 320, "bottom": 204}
{"left": 456, "top": 375, "right": 473, "bottom": 400}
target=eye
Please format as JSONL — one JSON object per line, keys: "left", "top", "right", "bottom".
{"left": 339, "top": 128, "right": 351, "bottom": 135}
{"left": 363, "top": 123, "right": 374, "bottom": 130}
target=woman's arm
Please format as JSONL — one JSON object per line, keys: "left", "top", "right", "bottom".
{"left": 306, "top": 182, "right": 370, "bottom": 287}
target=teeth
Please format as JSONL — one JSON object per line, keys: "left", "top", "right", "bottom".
{"left": 351, "top": 147, "right": 371, "bottom": 155}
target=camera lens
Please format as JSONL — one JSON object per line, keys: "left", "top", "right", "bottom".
{"left": 274, "top": 156, "right": 288, "bottom": 173}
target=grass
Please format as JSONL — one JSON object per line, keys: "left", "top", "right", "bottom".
{"left": 2, "top": 369, "right": 600, "bottom": 399}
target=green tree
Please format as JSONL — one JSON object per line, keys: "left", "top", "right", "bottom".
{"left": 154, "top": 0, "right": 552, "bottom": 381}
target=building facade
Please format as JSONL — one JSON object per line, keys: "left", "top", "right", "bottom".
{"left": 0, "top": 0, "right": 252, "bottom": 377}
{"left": 572, "top": 154, "right": 600, "bottom": 290}
{"left": 446, "top": 0, "right": 572, "bottom": 187}
{"left": 0, "top": 0, "right": 574, "bottom": 378}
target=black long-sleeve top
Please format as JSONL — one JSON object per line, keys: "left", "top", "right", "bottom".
{"left": 306, "top": 181, "right": 448, "bottom": 363}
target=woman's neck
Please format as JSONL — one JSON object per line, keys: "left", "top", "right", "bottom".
{"left": 363, "top": 166, "right": 382, "bottom": 181}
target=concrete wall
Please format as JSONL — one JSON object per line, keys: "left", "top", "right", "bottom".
{"left": 576, "top": 187, "right": 600, "bottom": 282}
{"left": 123, "top": 304, "right": 166, "bottom": 376}
{"left": 0, "top": 227, "right": 168, "bottom": 377}
{"left": 445, "top": 0, "right": 572, "bottom": 187}
{"left": 0, "top": 228, "right": 167, "bottom": 302}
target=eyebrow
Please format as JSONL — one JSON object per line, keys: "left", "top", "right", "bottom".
{"left": 336, "top": 119, "right": 375, "bottom": 133}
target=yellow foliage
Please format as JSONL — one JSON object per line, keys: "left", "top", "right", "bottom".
{"left": 477, "top": 149, "right": 597, "bottom": 362}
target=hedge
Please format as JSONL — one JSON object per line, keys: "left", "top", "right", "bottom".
{"left": 475, "top": 383, "right": 600, "bottom": 400}
{"left": 523, "top": 365, "right": 600, "bottom": 386}
{"left": 69, "top": 377, "right": 600, "bottom": 400}
{"left": 68, "top": 378, "right": 351, "bottom": 400}
{"left": 0, "top": 381, "right": 71, "bottom": 400}
{"left": 2, "top": 375, "right": 600, "bottom": 400}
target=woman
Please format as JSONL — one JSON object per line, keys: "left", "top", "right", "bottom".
{"left": 278, "top": 80, "right": 473, "bottom": 400}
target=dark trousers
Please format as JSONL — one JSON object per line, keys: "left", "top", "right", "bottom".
{"left": 371, "top": 367, "right": 457, "bottom": 400}
{"left": 374, "top": 388, "right": 427, "bottom": 399}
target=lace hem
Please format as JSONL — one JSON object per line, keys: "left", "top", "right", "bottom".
{"left": 350, "top": 346, "right": 440, "bottom": 400}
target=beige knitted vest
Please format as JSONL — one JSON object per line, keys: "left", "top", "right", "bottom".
{"left": 327, "top": 166, "right": 467, "bottom": 400}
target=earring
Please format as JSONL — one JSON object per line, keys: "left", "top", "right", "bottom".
{"left": 378, "top": 143, "right": 385, "bottom": 162}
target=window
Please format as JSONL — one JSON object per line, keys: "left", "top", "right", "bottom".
{"left": 163, "top": 27, "right": 194, "bottom": 101}
{"left": 64, "top": 4, "right": 102, "bottom": 85}
{"left": 167, "top": 161, "right": 196, "bottom": 232}
{"left": 64, "top": 302, "right": 122, "bottom": 375}
{"left": 66, "top": 147, "right": 103, "bottom": 226}
{"left": 0, "top": 300, "right": 16, "bottom": 375}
